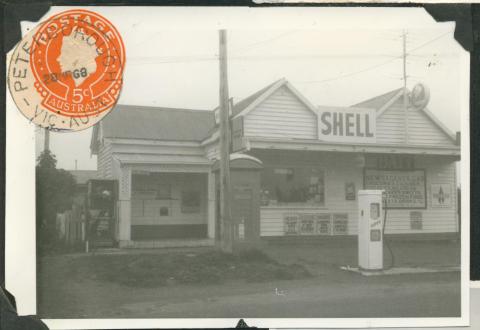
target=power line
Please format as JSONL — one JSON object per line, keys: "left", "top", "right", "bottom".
{"left": 408, "top": 30, "right": 453, "bottom": 53}
{"left": 128, "top": 31, "right": 299, "bottom": 65}
{"left": 230, "top": 31, "right": 298, "bottom": 54}
{"left": 295, "top": 30, "right": 453, "bottom": 85}
{"left": 126, "top": 30, "right": 454, "bottom": 83}
{"left": 297, "top": 57, "right": 401, "bottom": 84}
{"left": 128, "top": 53, "right": 400, "bottom": 66}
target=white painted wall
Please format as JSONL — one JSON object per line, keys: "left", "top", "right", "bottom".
{"left": 97, "top": 139, "right": 113, "bottom": 179}
{"left": 255, "top": 151, "right": 458, "bottom": 237}
{"left": 376, "top": 98, "right": 456, "bottom": 147}
{"left": 243, "top": 86, "right": 317, "bottom": 140}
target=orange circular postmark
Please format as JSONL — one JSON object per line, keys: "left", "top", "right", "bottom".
{"left": 8, "top": 9, "right": 125, "bottom": 131}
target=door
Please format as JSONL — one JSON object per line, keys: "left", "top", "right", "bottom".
{"left": 232, "top": 185, "right": 253, "bottom": 241}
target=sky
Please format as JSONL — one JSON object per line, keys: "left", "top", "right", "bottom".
{"left": 26, "top": 7, "right": 467, "bottom": 170}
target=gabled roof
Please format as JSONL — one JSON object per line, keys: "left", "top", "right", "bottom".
{"left": 232, "top": 78, "right": 318, "bottom": 119}
{"left": 352, "top": 87, "right": 456, "bottom": 142}
{"left": 231, "top": 79, "right": 282, "bottom": 117}
{"left": 96, "top": 104, "right": 215, "bottom": 143}
{"left": 352, "top": 88, "right": 403, "bottom": 111}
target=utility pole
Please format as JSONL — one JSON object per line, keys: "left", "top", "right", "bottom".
{"left": 218, "top": 30, "right": 233, "bottom": 253}
{"left": 402, "top": 30, "right": 409, "bottom": 144}
{"left": 44, "top": 129, "right": 50, "bottom": 152}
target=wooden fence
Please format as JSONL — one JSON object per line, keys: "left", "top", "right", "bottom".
{"left": 56, "top": 206, "right": 85, "bottom": 245}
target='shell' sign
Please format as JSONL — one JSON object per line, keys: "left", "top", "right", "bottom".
{"left": 318, "top": 107, "right": 376, "bottom": 143}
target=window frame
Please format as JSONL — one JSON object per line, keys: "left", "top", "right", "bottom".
{"left": 260, "top": 164, "right": 327, "bottom": 207}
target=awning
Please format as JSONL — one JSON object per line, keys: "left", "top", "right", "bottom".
{"left": 113, "top": 153, "right": 211, "bottom": 166}
{"left": 247, "top": 137, "right": 460, "bottom": 158}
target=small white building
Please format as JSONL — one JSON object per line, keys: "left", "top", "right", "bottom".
{"left": 90, "top": 78, "right": 460, "bottom": 248}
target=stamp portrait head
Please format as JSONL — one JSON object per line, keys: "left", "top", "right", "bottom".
{"left": 56, "top": 31, "right": 99, "bottom": 87}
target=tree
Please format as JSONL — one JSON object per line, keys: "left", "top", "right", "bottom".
{"left": 36, "top": 150, "right": 76, "bottom": 252}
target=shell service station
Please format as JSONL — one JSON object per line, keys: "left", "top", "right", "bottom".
{"left": 88, "top": 78, "right": 460, "bottom": 251}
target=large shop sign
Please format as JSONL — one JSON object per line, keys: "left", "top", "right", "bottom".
{"left": 318, "top": 107, "right": 376, "bottom": 143}
{"left": 364, "top": 169, "right": 426, "bottom": 209}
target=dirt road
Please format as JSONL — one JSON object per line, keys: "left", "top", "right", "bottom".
{"left": 37, "top": 241, "right": 461, "bottom": 318}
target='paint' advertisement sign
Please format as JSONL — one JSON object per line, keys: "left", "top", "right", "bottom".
{"left": 318, "top": 107, "right": 376, "bottom": 143}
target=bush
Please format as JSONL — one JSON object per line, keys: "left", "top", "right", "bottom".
{"left": 36, "top": 150, "right": 76, "bottom": 255}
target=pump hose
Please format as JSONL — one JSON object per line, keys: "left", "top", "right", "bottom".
{"left": 382, "top": 200, "right": 395, "bottom": 270}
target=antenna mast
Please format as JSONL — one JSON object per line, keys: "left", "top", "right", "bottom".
{"left": 402, "top": 30, "right": 409, "bottom": 144}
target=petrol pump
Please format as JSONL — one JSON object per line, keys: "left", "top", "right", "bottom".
{"left": 358, "top": 190, "right": 385, "bottom": 271}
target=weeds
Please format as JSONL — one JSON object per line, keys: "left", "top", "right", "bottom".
{"left": 69, "top": 249, "right": 312, "bottom": 287}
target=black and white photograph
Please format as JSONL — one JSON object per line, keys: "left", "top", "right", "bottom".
{"left": 4, "top": 6, "right": 470, "bottom": 330}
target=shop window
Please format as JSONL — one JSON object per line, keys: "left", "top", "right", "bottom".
{"left": 181, "top": 190, "right": 201, "bottom": 213}
{"left": 156, "top": 184, "right": 171, "bottom": 200}
{"left": 132, "top": 174, "right": 172, "bottom": 200}
{"left": 261, "top": 167, "right": 325, "bottom": 205}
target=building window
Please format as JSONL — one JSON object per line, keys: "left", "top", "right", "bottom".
{"left": 159, "top": 206, "right": 170, "bottom": 216}
{"left": 261, "top": 167, "right": 325, "bottom": 205}
{"left": 156, "top": 184, "right": 171, "bottom": 200}
{"left": 132, "top": 174, "right": 172, "bottom": 200}
{"left": 181, "top": 190, "right": 201, "bottom": 213}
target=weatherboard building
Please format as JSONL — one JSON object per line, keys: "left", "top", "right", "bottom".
{"left": 90, "top": 78, "right": 460, "bottom": 248}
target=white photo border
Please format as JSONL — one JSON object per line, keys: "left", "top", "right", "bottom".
{"left": 5, "top": 6, "right": 471, "bottom": 329}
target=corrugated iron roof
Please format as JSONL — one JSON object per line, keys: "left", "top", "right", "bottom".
{"left": 101, "top": 105, "right": 215, "bottom": 142}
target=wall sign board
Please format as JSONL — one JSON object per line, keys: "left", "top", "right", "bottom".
{"left": 345, "top": 182, "right": 356, "bottom": 200}
{"left": 300, "top": 214, "right": 315, "bottom": 235}
{"left": 231, "top": 116, "right": 245, "bottom": 152}
{"left": 318, "top": 107, "right": 376, "bottom": 143}
{"left": 283, "top": 213, "right": 344, "bottom": 236}
{"left": 410, "top": 211, "right": 423, "bottom": 230}
{"left": 375, "top": 155, "right": 415, "bottom": 170}
{"left": 410, "top": 83, "right": 430, "bottom": 109}
{"left": 431, "top": 183, "right": 453, "bottom": 208}
{"left": 332, "top": 213, "right": 349, "bottom": 235}
{"left": 284, "top": 214, "right": 299, "bottom": 235}
{"left": 315, "top": 214, "right": 332, "bottom": 235}
{"left": 364, "top": 169, "right": 426, "bottom": 209}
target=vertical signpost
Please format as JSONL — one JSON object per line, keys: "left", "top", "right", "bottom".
{"left": 218, "top": 30, "right": 233, "bottom": 253}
